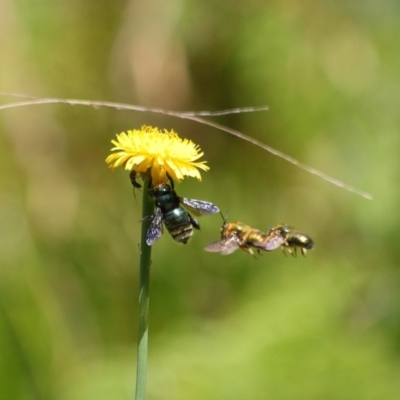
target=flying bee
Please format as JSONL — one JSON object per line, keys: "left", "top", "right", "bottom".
{"left": 145, "top": 179, "right": 219, "bottom": 246}
{"left": 204, "top": 216, "right": 285, "bottom": 257}
{"left": 267, "top": 224, "right": 314, "bottom": 257}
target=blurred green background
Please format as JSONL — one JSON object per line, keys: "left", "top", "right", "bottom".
{"left": 1, "top": 0, "right": 400, "bottom": 399}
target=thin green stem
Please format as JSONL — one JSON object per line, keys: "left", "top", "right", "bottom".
{"left": 135, "top": 179, "right": 153, "bottom": 400}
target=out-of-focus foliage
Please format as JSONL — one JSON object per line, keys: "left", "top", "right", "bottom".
{"left": 1, "top": 0, "right": 400, "bottom": 399}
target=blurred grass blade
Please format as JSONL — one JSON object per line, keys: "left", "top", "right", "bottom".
{"left": 0, "top": 92, "right": 372, "bottom": 200}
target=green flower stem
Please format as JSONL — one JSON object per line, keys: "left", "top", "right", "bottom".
{"left": 135, "top": 178, "right": 153, "bottom": 400}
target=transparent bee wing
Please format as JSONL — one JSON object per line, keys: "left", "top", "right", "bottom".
{"left": 204, "top": 235, "right": 241, "bottom": 255}
{"left": 146, "top": 208, "right": 163, "bottom": 246}
{"left": 254, "top": 234, "right": 286, "bottom": 251}
{"left": 180, "top": 197, "right": 220, "bottom": 216}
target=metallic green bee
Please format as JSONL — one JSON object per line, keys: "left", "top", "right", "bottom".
{"left": 266, "top": 224, "right": 314, "bottom": 256}
{"left": 143, "top": 178, "right": 220, "bottom": 246}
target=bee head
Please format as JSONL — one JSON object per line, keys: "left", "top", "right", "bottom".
{"left": 149, "top": 183, "right": 173, "bottom": 197}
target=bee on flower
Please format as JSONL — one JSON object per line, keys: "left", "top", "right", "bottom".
{"left": 106, "top": 126, "right": 220, "bottom": 245}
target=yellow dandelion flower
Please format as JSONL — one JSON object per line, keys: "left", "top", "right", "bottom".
{"left": 105, "top": 126, "right": 210, "bottom": 186}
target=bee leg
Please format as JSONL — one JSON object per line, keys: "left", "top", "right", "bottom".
{"left": 237, "top": 239, "right": 257, "bottom": 258}
{"left": 166, "top": 173, "right": 175, "bottom": 189}
{"left": 188, "top": 213, "right": 200, "bottom": 230}
{"left": 281, "top": 247, "right": 288, "bottom": 257}
{"left": 301, "top": 248, "right": 307, "bottom": 257}
{"left": 292, "top": 248, "right": 297, "bottom": 258}
{"left": 241, "top": 245, "right": 256, "bottom": 258}
{"left": 139, "top": 214, "right": 154, "bottom": 222}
